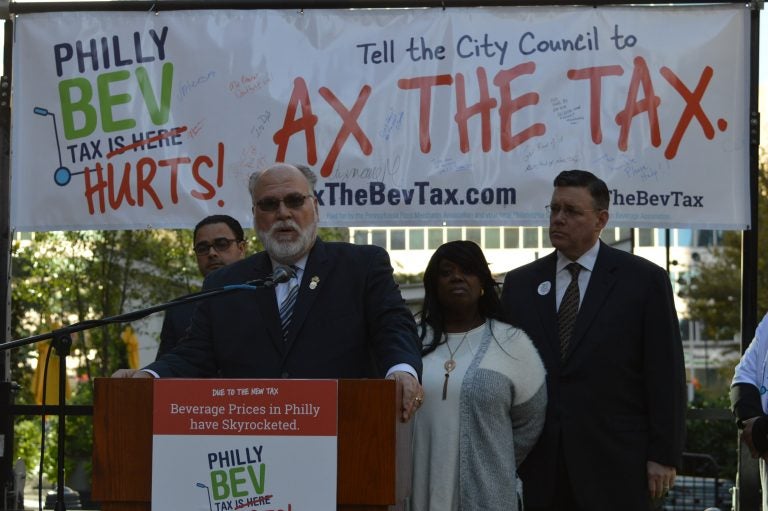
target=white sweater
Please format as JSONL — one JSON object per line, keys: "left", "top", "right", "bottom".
{"left": 409, "top": 320, "right": 547, "bottom": 511}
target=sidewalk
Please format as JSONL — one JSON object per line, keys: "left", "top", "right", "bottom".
{"left": 23, "top": 478, "right": 53, "bottom": 511}
{"left": 23, "top": 481, "right": 49, "bottom": 511}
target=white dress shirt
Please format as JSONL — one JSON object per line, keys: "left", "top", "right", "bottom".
{"left": 555, "top": 240, "right": 601, "bottom": 311}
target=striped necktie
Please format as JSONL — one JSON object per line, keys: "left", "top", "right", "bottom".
{"left": 279, "top": 267, "right": 299, "bottom": 340}
{"left": 558, "top": 263, "right": 581, "bottom": 360}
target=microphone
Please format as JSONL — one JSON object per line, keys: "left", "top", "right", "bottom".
{"left": 269, "top": 265, "right": 296, "bottom": 285}
{"left": 228, "top": 266, "right": 296, "bottom": 290}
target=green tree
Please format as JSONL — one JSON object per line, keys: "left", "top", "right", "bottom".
{"left": 10, "top": 229, "right": 198, "bottom": 386}
{"left": 677, "top": 231, "right": 741, "bottom": 340}
{"left": 686, "top": 390, "right": 738, "bottom": 480}
{"left": 672, "top": 150, "right": 768, "bottom": 485}
{"left": 10, "top": 229, "right": 204, "bottom": 492}
{"left": 678, "top": 148, "right": 768, "bottom": 340}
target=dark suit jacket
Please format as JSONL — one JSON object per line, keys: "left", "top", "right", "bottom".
{"left": 146, "top": 239, "right": 422, "bottom": 379}
{"left": 502, "top": 242, "right": 686, "bottom": 511}
{"left": 155, "top": 301, "right": 197, "bottom": 360}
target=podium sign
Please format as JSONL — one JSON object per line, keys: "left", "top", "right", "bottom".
{"left": 151, "top": 379, "right": 338, "bottom": 511}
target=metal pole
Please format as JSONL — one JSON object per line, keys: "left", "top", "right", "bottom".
{"left": 0, "top": 19, "right": 12, "bottom": 384}
{"left": 52, "top": 335, "right": 72, "bottom": 511}
{"left": 5, "top": 0, "right": 747, "bottom": 14}
{"left": 0, "top": 16, "right": 13, "bottom": 511}
{"left": 0, "top": 382, "right": 13, "bottom": 511}
{"left": 736, "top": 3, "right": 762, "bottom": 510}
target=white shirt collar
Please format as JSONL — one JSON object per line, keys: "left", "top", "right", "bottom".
{"left": 556, "top": 239, "right": 601, "bottom": 273}
{"left": 270, "top": 254, "right": 309, "bottom": 277}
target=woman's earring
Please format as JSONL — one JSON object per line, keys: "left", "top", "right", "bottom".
{"left": 480, "top": 288, "right": 485, "bottom": 296}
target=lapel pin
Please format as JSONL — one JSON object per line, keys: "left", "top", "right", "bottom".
{"left": 309, "top": 276, "right": 320, "bottom": 290}
{"left": 537, "top": 281, "right": 551, "bottom": 296}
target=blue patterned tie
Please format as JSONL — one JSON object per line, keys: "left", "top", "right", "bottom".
{"left": 279, "top": 267, "right": 299, "bottom": 340}
{"left": 558, "top": 263, "right": 581, "bottom": 360}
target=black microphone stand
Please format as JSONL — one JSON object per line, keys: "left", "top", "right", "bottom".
{"left": 0, "top": 277, "right": 282, "bottom": 510}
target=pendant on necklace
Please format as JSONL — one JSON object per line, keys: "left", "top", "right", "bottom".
{"left": 442, "top": 329, "right": 470, "bottom": 400}
{"left": 442, "top": 359, "right": 456, "bottom": 400}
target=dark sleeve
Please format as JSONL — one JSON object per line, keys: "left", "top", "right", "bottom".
{"left": 731, "top": 382, "right": 764, "bottom": 424}
{"left": 643, "top": 265, "right": 687, "bottom": 469}
{"left": 155, "top": 301, "right": 198, "bottom": 361}
{"left": 145, "top": 285, "right": 221, "bottom": 377}
{"left": 155, "top": 311, "right": 176, "bottom": 360}
{"left": 501, "top": 270, "right": 523, "bottom": 327}
{"left": 751, "top": 417, "right": 768, "bottom": 453}
{"left": 732, "top": 382, "right": 768, "bottom": 452}
{"left": 364, "top": 246, "right": 422, "bottom": 379}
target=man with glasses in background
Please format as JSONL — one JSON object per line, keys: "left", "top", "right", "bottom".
{"left": 501, "top": 169, "right": 686, "bottom": 511}
{"left": 155, "top": 214, "right": 246, "bottom": 359}
{"left": 116, "top": 163, "right": 424, "bottom": 423}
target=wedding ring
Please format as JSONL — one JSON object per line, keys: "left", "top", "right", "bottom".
{"left": 414, "top": 396, "right": 423, "bottom": 404}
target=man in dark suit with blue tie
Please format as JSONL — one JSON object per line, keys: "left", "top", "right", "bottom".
{"left": 115, "top": 163, "right": 424, "bottom": 421}
{"left": 501, "top": 170, "right": 686, "bottom": 511}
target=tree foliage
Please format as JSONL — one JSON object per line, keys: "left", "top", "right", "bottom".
{"left": 686, "top": 390, "right": 738, "bottom": 480}
{"left": 10, "top": 229, "right": 199, "bottom": 390}
{"left": 678, "top": 148, "right": 768, "bottom": 340}
{"left": 677, "top": 231, "right": 741, "bottom": 340}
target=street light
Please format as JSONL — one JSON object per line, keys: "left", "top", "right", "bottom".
{"left": 196, "top": 482, "right": 213, "bottom": 511}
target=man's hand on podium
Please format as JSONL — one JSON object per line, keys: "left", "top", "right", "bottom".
{"left": 112, "top": 369, "right": 153, "bottom": 378}
{"left": 387, "top": 370, "right": 424, "bottom": 423}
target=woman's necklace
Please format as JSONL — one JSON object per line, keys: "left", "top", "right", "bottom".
{"left": 442, "top": 330, "right": 470, "bottom": 400}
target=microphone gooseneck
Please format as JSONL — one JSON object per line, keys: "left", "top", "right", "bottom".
{"left": 234, "top": 266, "right": 296, "bottom": 289}
{"left": 270, "top": 265, "right": 296, "bottom": 285}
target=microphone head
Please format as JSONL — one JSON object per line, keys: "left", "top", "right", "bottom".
{"left": 271, "top": 265, "right": 295, "bottom": 284}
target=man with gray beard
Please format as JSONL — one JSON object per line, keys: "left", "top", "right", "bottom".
{"left": 114, "top": 163, "right": 424, "bottom": 422}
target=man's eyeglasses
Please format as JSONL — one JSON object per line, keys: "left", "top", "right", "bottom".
{"left": 545, "top": 204, "right": 602, "bottom": 219}
{"left": 194, "top": 238, "right": 240, "bottom": 256}
{"left": 255, "top": 193, "right": 313, "bottom": 212}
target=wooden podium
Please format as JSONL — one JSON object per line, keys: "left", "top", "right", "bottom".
{"left": 92, "top": 378, "right": 412, "bottom": 511}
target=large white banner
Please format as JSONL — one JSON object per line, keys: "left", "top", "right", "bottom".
{"left": 10, "top": 5, "right": 750, "bottom": 231}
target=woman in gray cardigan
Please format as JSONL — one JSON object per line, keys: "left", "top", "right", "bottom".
{"left": 408, "top": 241, "right": 547, "bottom": 511}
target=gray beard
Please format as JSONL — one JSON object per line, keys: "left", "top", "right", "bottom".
{"left": 257, "top": 219, "right": 317, "bottom": 264}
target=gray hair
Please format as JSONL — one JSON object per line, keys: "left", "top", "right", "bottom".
{"left": 248, "top": 163, "right": 317, "bottom": 201}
